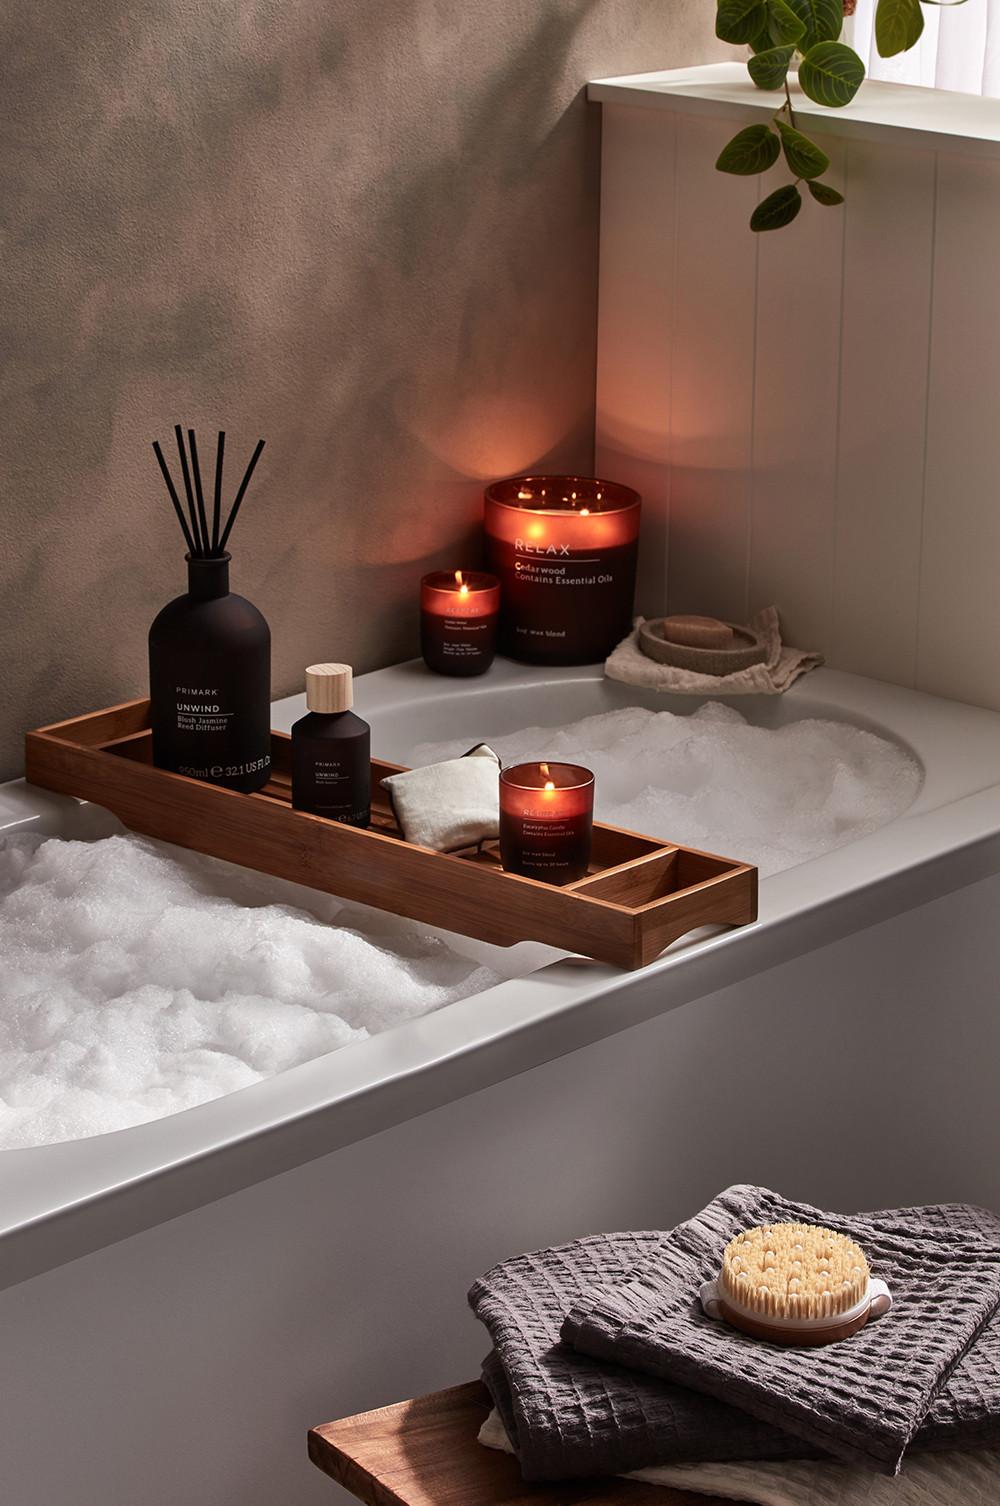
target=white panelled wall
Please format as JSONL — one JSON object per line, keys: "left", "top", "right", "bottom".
{"left": 593, "top": 70, "right": 1000, "bottom": 709}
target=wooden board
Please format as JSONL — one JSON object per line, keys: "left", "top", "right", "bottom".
{"left": 24, "top": 700, "right": 757, "bottom": 970}
{"left": 308, "top": 1381, "right": 729, "bottom": 1506}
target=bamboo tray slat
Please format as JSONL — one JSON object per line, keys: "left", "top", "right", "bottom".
{"left": 24, "top": 699, "right": 757, "bottom": 970}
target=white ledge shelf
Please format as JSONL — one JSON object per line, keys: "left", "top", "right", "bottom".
{"left": 588, "top": 62, "right": 1000, "bottom": 159}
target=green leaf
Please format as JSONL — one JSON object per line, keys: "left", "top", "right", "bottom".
{"left": 766, "top": 0, "right": 807, "bottom": 45}
{"left": 716, "top": 124, "right": 782, "bottom": 175}
{"left": 750, "top": 183, "right": 803, "bottom": 231}
{"left": 749, "top": 22, "right": 775, "bottom": 51}
{"left": 748, "top": 44, "right": 796, "bottom": 89}
{"left": 798, "top": 41, "right": 866, "bottom": 107}
{"left": 716, "top": 0, "right": 767, "bottom": 43}
{"left": 775, "top": 118, "right": 830, "bottom": 178}
{"left": 808, "top": 179, "right": 845, "bottom": 205}
{"left": 785, "top": 0, "right": 844, "bottom": 50}
{"left": 874, "top": 0, "right": 924, "bottom": 55}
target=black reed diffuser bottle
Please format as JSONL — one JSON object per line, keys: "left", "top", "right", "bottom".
{"left": 148, "top": 427, "right": 271, "bottom": 793}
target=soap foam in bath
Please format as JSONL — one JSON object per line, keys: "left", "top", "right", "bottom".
{"left": 0, "top": 704, "right": 918, "bottom": 1148}
{"left": 414, "top": 704, "right": 921, "bottom": 878}
{"left": 0, "top": 832, "right": 500, "bottom": 1150}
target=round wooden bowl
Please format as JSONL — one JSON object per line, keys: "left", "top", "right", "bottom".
{"left": 638, "top": 618, "right": 767, "bottom": 674}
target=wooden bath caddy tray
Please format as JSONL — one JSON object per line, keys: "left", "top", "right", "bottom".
{"left": 25, "top": 700, "right": 757, "bottom": 971}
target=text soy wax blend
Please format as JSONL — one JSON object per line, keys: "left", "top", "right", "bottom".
{"left": 484, "top": 476, "right": 641, "bottom": 665}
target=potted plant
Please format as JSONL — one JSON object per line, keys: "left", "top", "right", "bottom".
{"left": 715, "top": 0, "right": 963, "bottom": 228}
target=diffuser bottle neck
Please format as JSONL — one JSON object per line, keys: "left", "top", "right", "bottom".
{"left": 186, "top": 554, "right": 231, "bottom": 600}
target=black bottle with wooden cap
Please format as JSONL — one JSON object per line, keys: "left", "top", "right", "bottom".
{"left": 291, "top": 664, "right": 371, "bottom": 826}
{"left": 148, "top": 553, "right": 271, "bottom": 793}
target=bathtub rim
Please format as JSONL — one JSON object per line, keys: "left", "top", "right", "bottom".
{"left": 2, "top": 658, "right": 1000, "bottom": 1292}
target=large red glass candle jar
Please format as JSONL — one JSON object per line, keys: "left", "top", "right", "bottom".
{"left": 484, "top": 476, "right": 641, "bottom": 665}
{"left": 499, "top": 761, "right": 595, "bottom": 885}
{"left": 420, "top": 570, "right": 500, "bottom": 676}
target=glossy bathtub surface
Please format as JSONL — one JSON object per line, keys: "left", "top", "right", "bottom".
{"left": 3, "top": 657, "right": 1000, "bottom": 1290}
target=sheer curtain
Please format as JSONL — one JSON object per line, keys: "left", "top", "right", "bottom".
{"left": 846, "top": 0, "right": 1000, "bottom": 95}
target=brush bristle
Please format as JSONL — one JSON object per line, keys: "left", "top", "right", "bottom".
{"left": 720, "top": 1222, "right": 870, "bottom": 1322}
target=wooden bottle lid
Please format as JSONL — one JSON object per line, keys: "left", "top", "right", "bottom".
{"left": 305, "top": 663, "right": 353, "bottom": 713}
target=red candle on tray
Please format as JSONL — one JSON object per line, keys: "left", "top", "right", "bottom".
{"left": 499, "top": 761, "right": 595, "bottom": 885}
{"left": 420, "top": 570, "right": 500, "bottom": 677}
{"left": 484, "top": 475, "right": 641, "bottom": 665}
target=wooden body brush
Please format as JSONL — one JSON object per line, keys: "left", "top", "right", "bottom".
{"left": 700, "top": 1222, "right": 893, "bottom": 1347}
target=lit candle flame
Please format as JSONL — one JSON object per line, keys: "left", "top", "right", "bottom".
{"left": 580, "top": 507, "right": 590, "bottom": 516}
{"left": 517, "top": 489, "right": 532, "bottom": 500}
{"left": 455, "top": 569, "right": 470, "bottom": 598}
{"left": 540, "top": 761, "right": 555, "bottom": 792}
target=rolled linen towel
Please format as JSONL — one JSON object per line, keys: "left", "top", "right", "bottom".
{"left": 381, "top": 743, "right": 500, "bottom": 852}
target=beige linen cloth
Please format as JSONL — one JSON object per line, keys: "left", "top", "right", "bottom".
{"left": 605, "top": 607, "right": 822, "bottom": 696}
{"left": 479, "top": 1409, "right": 1000, "bottom": 1505}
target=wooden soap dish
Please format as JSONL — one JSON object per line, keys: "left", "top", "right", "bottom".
{"left": 639, "top": 618, "right": 766, "bottom": 675}
{"left": 24, "top": 700, "right": 757, "bottom": 971}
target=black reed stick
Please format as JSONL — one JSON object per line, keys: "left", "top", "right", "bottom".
{"left": 187, "top": 428, "right": 211, "bottom": 557}
{"left": 152, "top": 440, "right": 197, "bottom": 556}
{"left": 153, "top": 427, "right": 264, "bottom": 558}
{"left": 211, "top": 430, "right": 225, "bottom": 553}
{"left": 218, "top": 438, "right": 265, "bottom": 553}
{"left": 174, "top": 424, "right": 204, "bottom": 555}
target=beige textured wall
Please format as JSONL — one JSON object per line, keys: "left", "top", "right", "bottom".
{"left": 2, "top": 0, "right": 720, "bottom": 780}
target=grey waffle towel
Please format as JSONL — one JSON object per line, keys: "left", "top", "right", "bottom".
{"left": 561, "top": 1186, "right": 1000, "bottom": 1475}
{"left": 471, "top": 1229, "right": 819, "bottom": 1482}
{"left": 469, "top": 1188, "right": 1000, "bottom": 1482}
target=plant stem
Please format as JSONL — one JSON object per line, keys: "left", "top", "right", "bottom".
{"left": 783, "top": 76, "right": 795, "bottom": 126}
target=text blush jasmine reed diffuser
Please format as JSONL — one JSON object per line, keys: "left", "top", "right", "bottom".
{"left": 148, "top": 427, "right": 271, "bottom": 793}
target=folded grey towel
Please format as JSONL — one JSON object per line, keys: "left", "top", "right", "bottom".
{"left": 471, "top": 1229, "right": 819, "bottom": 1481}
{"left": 561, "top": 1186, "right": 1000, "bottom": 1475}
{"left": 478, "top": 1407, "right": 1000, "bottom": 1506}
{"left": 469, "top": 1190, "right": 1000, "bottom": 1482}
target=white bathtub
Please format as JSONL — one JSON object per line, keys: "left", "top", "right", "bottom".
{"left": 2, "top": 658, "right": 1000, "bottom": 1506}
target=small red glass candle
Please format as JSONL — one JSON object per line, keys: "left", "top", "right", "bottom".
{"left": 499, "top": 761, "right": 595, "bottom": 885}
{"left": 420, "top": 570, "right": 500, "bottom": 676}
{"left": 484, "top": 476, "right": 641, "bottom": 665}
